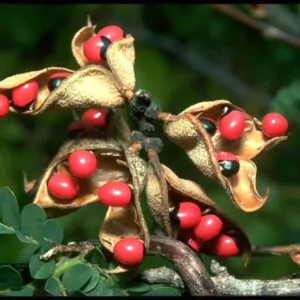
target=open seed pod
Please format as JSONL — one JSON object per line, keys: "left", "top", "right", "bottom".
{"left": 71, "top": 24, "right": 135, "bottom": 99}
{"left": 163, "top": 100, "right": 287, "bottom": 212}
{"left": 32, "top": 110, "right": 132, "bottom": 216}
{"left": 160, "top": 164, "right": 251, "bottom": 264}
{"left": 180, "top": 100, "right": 287, "bottom": 160}
{"left": 99, "top": 147, "right": 149, "bottom": 273}
{"left": 0, "top": 65, "right": 127, "bottom": 115}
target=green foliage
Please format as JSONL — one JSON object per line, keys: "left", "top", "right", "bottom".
{"left": 0, "top": 187, "right": 184, "bottom": 296}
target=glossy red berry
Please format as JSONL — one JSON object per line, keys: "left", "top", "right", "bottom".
{"left": 97, "top": 25, "right": 124, "bottom": 42}
{"left": 219, "top": 110, "right": 246, "bottom": 140}
{"left": 194, "top": 214, "right": 223, "bottom": 241}
{"left": 217, "top": 152, "right": 240, "bottom": 177}
{"left": 262, "top": 112, "right": 288, "bottom": 138}
{"left": 113, "top": 237, "right": 144, "bottom": 266}
{"left": 212, "top": 234, "right": 240, "bottom": 257}
{"left": 12, "top": 80, "right": 39, "bottom": 108}
{"left": 175, "top": 202, "right": 202, "bottom": 229}
{"left": 98, "top": 181, "right": 132, "bottom": 206}
{"left": 68, "top": 150, "right": 97, "bottom": 178}
{"left": 180, "top": 230, "right": 203, "bottom": 252}
{"left": 83, "top": 35, "right": 111, "bottom": 64}
{"left": 82, "top": 108, "right": 108, "bottom": 128}
{"left": 48, "top": 72, "right": 70, "bottom": 92}
{"left": 0, "top": 94, "right": 10, "bottom": 117}
{"left": 48, "top": 173, "right": 79, "bottom": 200}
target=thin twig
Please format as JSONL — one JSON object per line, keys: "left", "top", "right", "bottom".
{"left": 211, "top": 4, "right": 300, "bottom": 49}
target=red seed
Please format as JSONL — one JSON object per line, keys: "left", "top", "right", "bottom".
{"left": 212, "top": 234, "right": 240, "bottom": 257}
{"left": 176, "top": 202, "right": 202, "bottom": 229}
{"left": 83, "top": 36, "right": 106, "bottom": 64}
{"left": 68, "top": 150, "right": 97, "bottom": 178}
{"left": 97, "top": 25, "right": 124, "bottom": 42}
{"left": 194, "top": 214, "right": 223, "bottom": 241}
{"left": 67, "top": 119, "right": 89, "bottom": 135}
{"left": 0, "top": 94, "right": 10, "bottom": 117}
{"left": 98, "top": 181, "right": 132, "bottom": 206}
{"left": 219, "top": 110, "right": 246, "bottom": 140}
{"left": 48, "top": 173, "right": 79, "bottom": 200}
{"left": 216, "top": 152, "right": 238, "bottom": 162}
{"left": 262, "top": 112, "right": 288, "bottom": 138}
{"left": 82, "top": 108, "right": 108, "bottom": 128}
{"left": 180, "top": 230, "right": 203, "bottom": 252}
{"left": 12, "top": 80, "right": 39, "bottom": 108}
{"left": 113, "top": 237, "right": 144, "bottom": 266}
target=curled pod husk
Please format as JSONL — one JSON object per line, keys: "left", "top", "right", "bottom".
{"left": 160, "top": 164, "right": 251, "bottom": 265}
{"left": 71, "top": 24, "right": 135, "bottom": 99}
{"left": 145, "top": 163, "right": 174, "bottom": 238}
{"left": 99, "top": 147, "right": 149, "bottom": 274}
{"left": 180, "top": 100, "right": 287, "bottom": 160}
{"left": 164, "top": 100, "right": 287, "bottom": 212}
{"left": 0, "top": 65, "right": 126, "bottom": 115}
{"left": 32, "top": 111, "right": 132, "bottom": 217}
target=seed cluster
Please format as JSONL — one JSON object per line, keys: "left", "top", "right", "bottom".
{"left": 173, "top": 202, "right": 239, "bottom": 257}
{"left": 199, "top": 106, "right": 288, "bottom": 178}
{"left": 0, "top": 71, "right": 71, "bottom": 115}
{"left": 83, "top": 25, "right": 124, "bottom": 64}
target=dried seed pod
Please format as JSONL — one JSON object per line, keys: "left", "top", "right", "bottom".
{"left": 180, "top": 100, "right": 287, "bottom": 160}
{"left": 71, "top": 25, "right": 135, "bottom": 100}
{"left": 99, "top": 147, "right": 149, "bottom": 273}
{"left": 145, "top": 163, "right": 174, "bottom": 238}
{"left": 160, "top": 164, "right": 251, "bottom": 264}
{"left": 0, "top": 65, "right": 125, "bottom": 115}
{"left": 71, "top": 25, "right": 96, "bottom": 67}
{"left": 163, "top": 100, "right": 287, "bottom": 212}
{"left": 32, "top": 111, "right": 132, "bottom": 216}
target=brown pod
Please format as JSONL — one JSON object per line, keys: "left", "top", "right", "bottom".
{"left": 99, "top": 147, "right": 149, "bottom": 274}
{"left": 164, "top": 100, "right": 287, "bottom": 212}
{"left": 181, "top": 100, "right": 287, "bottom": 160}
{"left": 32, "top": 135, "right": 125, "bottom": 217}
{"left": 145, "top": 164, "right": 174, "bottom": 238}
{"left": 71, "top": 24, "right": 135, "bottom": 100}
{"left": 160, "top": 164, "right": 251, "bottom": 265}
{"left": 0, "top": 65, "right": 126, "bottom": 115}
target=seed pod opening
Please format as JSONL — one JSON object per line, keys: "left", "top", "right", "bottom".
{"left": 164, "top": 100, "right": 286, "bottom": 212}
{"left": 71, "top": 24, "right": 135, "bottom": 100}
{"left": 99, "top": 148, "right": 149, "bottom": 273}
{"left": 0, "top": 65, "right": 126, "bottom": 115}
{"left": 160, "top": 164, "right": 251, "bottom": 264}
{"left": 180, "top": 100, "right": 287, "bottom": 160}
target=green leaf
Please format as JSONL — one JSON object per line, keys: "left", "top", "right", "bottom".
{"left": 82, "top": 267, "right": 101, "bottom": 293}
{"left": 15, "top": 230, "right": 39, "bottom": 245}
{"left": 6, "top": 286, "right": 34, "bottom": 296}
{"left": 0, "top": 223, "right": 15, "bottom": 234}
{"left": 0, "top": 265, "right": 23, "bottom": 290}
{"left": 87, "top": 276, "right": 127, "bottom": 296}
{"left": 142, "top": 287, "right": 182, "bottom": 296}
{"left": 127, "top": 283, "right": 152, "bottom": 293}
{"left": 20, "top": 204, "right": 47, "bottom": 238}
{"left": 62, "top": 263, "right": 92, "bottom": 293}
{"left": 0, "top": 187, "right": 20, "bottom": 229}
{"left": 29, "top": 253, "right": 56, "bottom": 280}
{"left": 45, "top": 277, "right": 66, "bottom": 296}
{"left": 37, "top": 220, "right": 63, "bottom": 250}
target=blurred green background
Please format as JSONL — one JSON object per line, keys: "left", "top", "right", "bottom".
{"left": 0, "top": 4, "right": 300, "bottom": 281}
